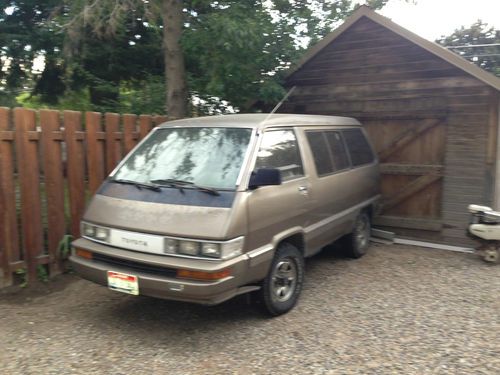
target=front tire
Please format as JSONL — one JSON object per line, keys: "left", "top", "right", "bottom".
{"left": 344, "top": 211, "right": 371, "bottom": 258}
{"left": 260, "top": 243, "right": 304, "bottom": 316}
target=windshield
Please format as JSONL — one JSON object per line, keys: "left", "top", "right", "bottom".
{"left": 112, "top": 127, "right": 253, "bottom": 190}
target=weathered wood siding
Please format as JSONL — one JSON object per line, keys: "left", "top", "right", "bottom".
{"left": 283, "top": 16, "right": 496, "bottom": 245}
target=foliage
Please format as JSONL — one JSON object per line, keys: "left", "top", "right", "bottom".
{"left": 1, "top": 1, "right": 393, "bottom": 113}
{"left": 437, "top": 21, "right": 500, "bottom": 77}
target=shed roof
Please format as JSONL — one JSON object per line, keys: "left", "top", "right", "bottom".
{"left": 287, "top": 5, "right": 500, "bottom": 91}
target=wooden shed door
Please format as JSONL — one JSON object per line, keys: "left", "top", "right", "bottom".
{"left": 365, "top": 118, "right": 446, "bottom": 232}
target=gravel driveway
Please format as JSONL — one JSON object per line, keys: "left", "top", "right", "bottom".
{"left": 1, "top": 243, "right": 499, "bottom": 374}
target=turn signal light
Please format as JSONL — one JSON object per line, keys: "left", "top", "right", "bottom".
{"left": 76, "top": 249, "right": 93, "bottom": 260}
{"left": 177, "top": 268, "right": 231, "bottom": 281}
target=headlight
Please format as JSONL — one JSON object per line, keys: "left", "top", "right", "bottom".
{"left": 201, "top": 242, "right": 221, "bottom": 258}
{"left": 164, "top": 238, "right": 178, "bottom": 254}
{"left": 81, "top": 222, "right": 110, "bottom": 243}
{"left": 179, "top": 241, "right": 200, "bottom": 256}
{"left": 82, "top": 223, "right": 96, "bottom": 237}
{"left": 95, "top": 227, "right": 110, "bottom": 241}
{"left": 168, "top": 236, "right": 244, "bottom": 260}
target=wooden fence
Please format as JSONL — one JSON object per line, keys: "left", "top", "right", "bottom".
{"left": 0, "top": 107, "right": 167, "bottom": 287}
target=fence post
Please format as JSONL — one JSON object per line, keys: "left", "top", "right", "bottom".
{"left": 64, "top": 111, "right": 86, "bottom": 238}
{"left": 104, "top": 113, "right": 122, "bottom": 174}
{"left": 14, "top": 108, "right": 43, "bottom": 283}
{"left": 0, "top": 107, "right": 20, "bottom": 286}
{"left": 40, "top": 110, "right": 66, "bottom": 275}
{"left": 153, "top": 115, "right": 168, "bottom": 126}
{"left": 123, "top": 114, "right": 138, "bottom": 155}
{"left": 86, "top": 112, "right": 105, "bottom": 196}
{"left": 139, "top": 115, "right": 153, "bottom": 140}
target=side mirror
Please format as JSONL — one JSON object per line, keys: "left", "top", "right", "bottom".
{"left": 249, "top": 168, "right": 282, "bottom": 189}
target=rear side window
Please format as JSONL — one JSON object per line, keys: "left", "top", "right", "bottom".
{"left": 306, "top": 130, "right": 351, "bottom": 177}
{"left": 306, "top": 132, "right": 333, "bottom": 176}
{"left": 342, "top": 129, "right": 374, "bottom": 167}
{"left": 255, "top": 129, "right": 304, "bottom": 181}
{"left": 325, "top": 131, "right": 350, "bottom": 171}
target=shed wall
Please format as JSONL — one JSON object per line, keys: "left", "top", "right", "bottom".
{"left": 283, "top": 17, "right": 495, "bottom": 245}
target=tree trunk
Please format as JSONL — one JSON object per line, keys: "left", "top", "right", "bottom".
{"left": 161, "top": 0, "right": 188, "bottom": 120}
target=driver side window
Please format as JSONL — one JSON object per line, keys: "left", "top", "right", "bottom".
{"left": 255, "top": 129, "right": 304, "bottom": 181}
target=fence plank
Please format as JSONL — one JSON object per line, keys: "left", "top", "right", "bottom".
{"left": 40, "top": 110, "right": 65, "bottom": 275}
{"left": 64, "top": 111, "right": 86, "bottom": 238}
{"left": 0, "top": 108, "right": 19, "bottom": 286}
{"left": 153, "top": 115, "right": 168, "bottom": 126}
{"left": 123, "top": 114, "right": 138, "bottom": 154}
{"left": 86, "top": 112, "right": 105, "bottom": 195}
{"left": 104, "top": 113, "right": 121, "bottom": 174}
{"left": 14, "top": 108, "right": 43, "bottom": 283}
{"left": 139, "top": 115, "right": 153, "bottom": 140}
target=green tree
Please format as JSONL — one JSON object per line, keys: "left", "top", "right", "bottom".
{"left": 64, "top": 1, "right": 393, "bottom": 117}
{"left": 1, "top": 1, "right": 394, "bottom": 114}
{"left": 437, "top": 21, "right": 500, "bottom": 77}
{"left": 0, "top": 0, "right": 64, "bottom": 105}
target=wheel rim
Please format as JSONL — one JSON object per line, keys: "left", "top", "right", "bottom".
{"left": 271, "top": 257, "right": 298, "bottom": 303}
{"left": 355, "top": 216, "right": 370, "bottom": 250}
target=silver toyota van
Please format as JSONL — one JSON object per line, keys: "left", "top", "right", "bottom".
{"left": 70, "top": 114, "right": 380, "bottom": 315}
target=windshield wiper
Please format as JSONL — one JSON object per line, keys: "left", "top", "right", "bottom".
{"left": 150, "top": 179, "right": 220, "bottom": 196}
{"left": 111, "top": 178, "right": 161, "bottom": 192}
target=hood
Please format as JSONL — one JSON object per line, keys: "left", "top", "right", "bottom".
{"left": 83, "top": 183, "right": 246, "bottom": 239}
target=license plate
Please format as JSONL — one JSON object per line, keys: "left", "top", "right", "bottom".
{"left": 107, "top": 271, "right": 139, "bottom": 295}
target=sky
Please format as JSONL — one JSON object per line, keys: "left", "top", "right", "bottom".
{"left": 379, "top": 0, "right": 500, "bottom": 41}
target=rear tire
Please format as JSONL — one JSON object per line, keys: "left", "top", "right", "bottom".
{"left": 260, "top": 243, "right": 304, "bottom": 316}
{"left": 343, "top": 211, "right": 371, "bottom": 259}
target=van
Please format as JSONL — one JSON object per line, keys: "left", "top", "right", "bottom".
{"left": 70, "top": 114, "right": 380, "bottom": 315}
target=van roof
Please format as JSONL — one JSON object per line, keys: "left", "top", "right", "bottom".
{"left": 158, "top": 113, "right": 361, "bottom": 129}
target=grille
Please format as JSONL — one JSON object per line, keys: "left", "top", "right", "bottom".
{"left": 93, "top": 252, "right": 177, "bottom": 278}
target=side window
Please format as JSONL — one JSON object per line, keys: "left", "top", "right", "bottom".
{"left": 306, "top": 131, "right": 334, "bottom": 176}
{"left": 255, "top": 129, "right": 304, "bottom": 181}
{"left": 342, "top": 129, "right": 374, "bottom": 167}
{"left": 325, "top": 131, "right": 350, "bottom": 171}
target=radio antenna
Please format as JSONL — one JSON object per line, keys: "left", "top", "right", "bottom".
{"left": 264, "top": 86, "right": 296, "bottom": 123}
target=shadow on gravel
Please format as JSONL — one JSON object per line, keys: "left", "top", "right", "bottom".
{"left": 82, "top": 241, "right": 352, "bottom": 341}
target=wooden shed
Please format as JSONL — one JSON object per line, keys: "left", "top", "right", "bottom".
{"left": 281, "top": 5, "right": 500, "bottom": 245}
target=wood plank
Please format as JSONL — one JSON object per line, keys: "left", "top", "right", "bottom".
{"left": 14, "top": 108, "right": 44, "bottom": 283}
{"left": 139, "top": 115, "right": 153, "bottom": 140}
{"left": 85, "top": 112, "right": 105, "bottom": 195}
{"left": 487, "top": 89, "right": 499, "bottom": 165}
{"left": 378, "top": 119, "right": 441, "bottom": 161}
{"left": 299, "top": 97, "right": 448, "bottom": 114}
{"left": 123, "top": 114, "right": 138, "bottom": 155}
{"left": 104, "top": 113, "right": 121, "bottom": 174}
{"left": 290, "top": 67, "right": 465, "bottom": 86}
{"left": 153, "top": 115, "right": 168, "bottom": 126}
{"left": 382, "top": 174, "right": 442, "bottom": 212}
{"left": 0, "top": 107, "right": 19, "bottom": 286}
{"left": 380, "top": 163, "right": 443, "bottom": 176}
{"left": 288, "top": 77, "right": 486, "bottom": 96}
{"left": 303, "top": 59, "right": 451, "bottom": 77}
{"left": 373, "top": 215, "right": 442, "bottom": 231}
{"left": 40, "top": 110, "right": 66, "bottom": 275}
{"left": 0, "top": 130, "right": 14, "bottom": 141}
{"left": 64, "top": 111, "right": 86, "bottom": 238}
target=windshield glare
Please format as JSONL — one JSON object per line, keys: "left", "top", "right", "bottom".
{"left": 112, "top": 127, "right": 253, "bottom": 190}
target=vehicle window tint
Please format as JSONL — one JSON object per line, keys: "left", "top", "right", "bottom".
{"left": 325, "top": 131, "right": 350, "bottom": 171}
{"left": 342, "top": 129, "right": 374, "bottom": 167}
{"left": 255, "top": 130, "right": 304, "bottom": 181}
{"left": 306, "top": 131, "right": 334, "bottom": 176}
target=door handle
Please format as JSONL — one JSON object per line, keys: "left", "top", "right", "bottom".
{"left": 298, "top": 186, "right": 308, "bottom": 195}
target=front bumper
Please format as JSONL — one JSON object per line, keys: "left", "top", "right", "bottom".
{"left": 70, "top": 238, "right": 260, "bottom": 305}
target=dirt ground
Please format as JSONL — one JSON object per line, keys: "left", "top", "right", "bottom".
{"left": 0, "top": 243, "right": 499, "bottom": 374}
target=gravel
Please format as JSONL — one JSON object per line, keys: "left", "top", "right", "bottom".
{"left": 1, "top": 243, "right": 499, "bottom": 374}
